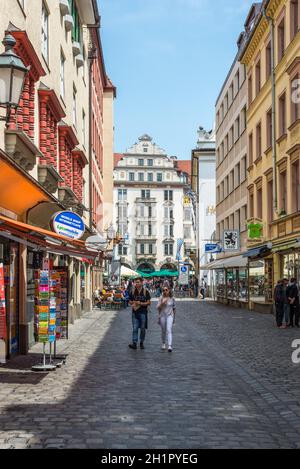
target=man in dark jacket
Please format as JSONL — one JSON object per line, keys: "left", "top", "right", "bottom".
{"left": 128, "top": 278, "right": 151, "bottom": 349}
{"left": 274, "top": 280, "right": 285, "bottom": 328}
{"left": 287, "top": 278, "right": 300, "bottom": 328}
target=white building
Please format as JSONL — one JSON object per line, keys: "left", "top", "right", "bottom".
{"left": 191, "top": 127, "right": 216, "bottom": 286}
{"left": 113, "top": 135, "right": 196, "bottom": 273}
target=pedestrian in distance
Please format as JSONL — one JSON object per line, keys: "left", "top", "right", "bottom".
{"left": 128, "top": 278, "right": 151, "bottom": 350}
{"left": 287, "top": 278, "right": 300, "bottom": 328}
{"left": 273, "top": 279, "right": 285, "bottom": 328}
{"left": 157, "top": 285, "right": 176, "bottom": 352}
{"left": 282, "top": 278, "right": 290, "bottom": 328}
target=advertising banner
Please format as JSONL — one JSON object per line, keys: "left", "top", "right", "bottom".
{"left": 223, "top": 230, "right": 240, "bottom": 251}
{"left": 51, "top": 211, "right": 85, "bottom": 240}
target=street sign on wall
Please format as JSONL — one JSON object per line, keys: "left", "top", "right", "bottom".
{"left": 178, "top": 263, "right": 189, "bottom": 285}
{"left": 205, "top": 243, "right": 222, "bottom": 253}
{"left": 51, "top": 211, "right": 85, "bottom": 240}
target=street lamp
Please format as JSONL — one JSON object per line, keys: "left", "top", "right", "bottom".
{"left": 0, "top": 34, "right": 29, "bottom": 128}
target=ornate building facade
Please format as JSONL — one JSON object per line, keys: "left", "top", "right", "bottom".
{"left": 113, "top": 135, "right": 196, "bottom": 273}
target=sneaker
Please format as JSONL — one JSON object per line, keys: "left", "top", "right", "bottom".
{"left": 128, "top": 343, "right": 137, "bottom": 350}
{"left": 168, "top": 346, "right": 172, "bottom": 353}
{"left": 140, "top": 342, "right": 145, "bottom": 349}
{"left": 161, "top": 344, "right": 166, "bottom": 350}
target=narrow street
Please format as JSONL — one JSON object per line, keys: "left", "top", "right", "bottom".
{"left": 1, "top": 301, "right": 300, "bottom": 449}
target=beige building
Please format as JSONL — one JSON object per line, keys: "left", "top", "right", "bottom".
{"left": 214, "top": 56, "right": 248, "bottom": 306}
{"left": 239, "top": 0, "right": 300, "bottom": 312}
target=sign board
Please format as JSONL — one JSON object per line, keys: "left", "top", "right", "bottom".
{"left": 205, "top": 243, "right": 222, "bottom": 254}
{"left": 178, "top": 263, "right": 189, "bottom": 285}
{"left": 248, "top": 223, "right": 263, "bottom": 240}
{"left": 223, "top": 230, "right": 240, "bottom": 252}
{"left": 110, "top": 260, "right": 121, "bottom": 286}
{"left": 51, "top": 211, "right": 85, "bottom": 240}
{"left": 176, "top": 239, "right": 184, "bottom": 261}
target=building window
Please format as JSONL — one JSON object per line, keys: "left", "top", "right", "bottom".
{"left": 266, "top": 40, "right": 272, "bottom": 80}
{"left": 73, "top": 87, "right": 77, "bottom": 128}
{"left": 164, "top": 190, "right": 173, "bottom": 201}
{"left": 257, "top": 186, "right": 262, "bottom": 219}
{"left": 141, "top": 190, "right": 151, "bottom": 199}
{"left": 164, "top": 243, "right": 174, "bottom": 256}
{"left": 292, "top": 160, "right": 300, "bottom": 212}
{"left": 266, "top": 108, "right": 272, "bottom": 149}
{"left": 148, "top": 173, "right": 153, "bottom": 182}
{"left": 241, "top": 156, "right": 247, "bottom": 182}
{"left": 248, "top": 73, "right": 253, "bottom": 104}
{"left": 148, "top": 206, "right": 152, "bottom": 218}
{"left": 143, "top": 147, "right": 148, "bottom": 153}
{"left": 42, "top": 2, "right": 49, "bottom": 63}
{"left": 278, "top": 16, "right": 285, "bottom": 63}
{"left": 184, "top": 226, "right": 191, "bottom": 239}
{"left": 249, "top": 192, "right": 254, "bottom": 218}
{"left": 147, "top": 159, "right": 153, "bottom": 166}
{"left": 235, "top": 116, "right": 240, "bottom": 141}
{"left": 279, "top": 92, "right": 286, "bottom": 136}
{"left": 256, "top": 123, "right": 262, "bottom": 161}
{"left": 235, "top": 69, "right": 240, "bottom": 95}
{"left": 157, "top": 173, "right": 163, "bottom": 182}
{"left": 70, "top": 0, "right": 81, "bottom": 43}
{"left": 255, "top": 59, "right": 261, "bottom": 96}
{"left": 249, "top": 132, "right": 253, "bottom": 166}
{"left": 60, "top": 51, "right": 65, "bottom": 99}
{"left": 118, "top": 189, "right": 127, "bottom": 201}
{"left": 138, "top": 173, "right": 144, "bottom": 182}
{"left": 138, "top": 159, "right": 144, "bottom": 166}
{"left": 279, "top": 171, "right": 287, "bottom": 212}
{"left": 129, "top": 172, "right": 135, "bottom": 182}
{"left": 149, "top": 244, "right": 153, "bottom": 255}
{"left": 236, "top": 162, "right": 241, "bottom": 188}
{"left": 291, "top": 0, "right": 299, "bottom": 40}
{"left": 241, "top": 106, "right": 247, "bottom": 132}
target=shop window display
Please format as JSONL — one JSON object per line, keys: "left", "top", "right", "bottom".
{"left": 239, "top": 268, "right": 248, "bottom": 302}
{"left": 249, "top": 260, "right": 273, "bottom": 303}
{"left": 216, "top": 269, "right": 226, "bottom": 297}
{"left": 282, "top": 253, "right": 300, "bottom": 283}
{"left": 227, "top": 269, "right": 238, "bottom": 299}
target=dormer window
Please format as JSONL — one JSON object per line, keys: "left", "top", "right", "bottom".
{"left": 143, "top": 147, "right": 148, "bottom": 153}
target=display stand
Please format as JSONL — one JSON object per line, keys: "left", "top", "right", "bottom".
{"left": 32, "top": 343, "right": 56, "bottom": 372}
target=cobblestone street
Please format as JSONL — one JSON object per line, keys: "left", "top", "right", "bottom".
{"left": 1, "top": 300, "right": 300, "bottom": 449}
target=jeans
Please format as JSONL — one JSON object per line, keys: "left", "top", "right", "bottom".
{"left": 132, "top": 313, "right": 146, "bottom": 344}
{"left": 160, "top": 314, "right": 174, "bottom": 347}
{"left": 283, "top": 303, "right": 289, "bottom": 324}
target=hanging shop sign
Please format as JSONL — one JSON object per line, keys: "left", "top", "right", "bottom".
{"left": 248, "top": 223, "right": 263, "bottom": 240}
{"left": 51, "top": 211, "right": 85, "bottom": 240}
{"left": 223, "top": 230, "right": 240, "bottom": 252}
{"left": 205, "top": 243, "right": 222, "bottom": 253}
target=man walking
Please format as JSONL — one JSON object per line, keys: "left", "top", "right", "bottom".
{"left": 274, "top": 279, "right": 285, "bottom": 328}
{"left": 128, "top": 277, "right": 151, "bottom": 349}
{"left": 287, "top": 278, "right": 300, "bottom": 328}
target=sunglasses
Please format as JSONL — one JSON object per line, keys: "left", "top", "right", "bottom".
{"left": 163, "top": 289, "right": 169, "bottom": 292}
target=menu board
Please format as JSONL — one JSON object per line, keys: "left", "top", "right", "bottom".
{"left": 0, "top": 263, "right": 7, "bottom": 340}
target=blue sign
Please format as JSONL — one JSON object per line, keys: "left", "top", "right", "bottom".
{"left": 52, "top": 211, "right": 85, "bottom": 240}
{"left": 181, "top": 266, "right": 188, "bottom": 273}
{"left": 205, "top": 243, "right": 222, "bottom": 253}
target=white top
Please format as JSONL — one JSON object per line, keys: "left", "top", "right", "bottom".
{"left": 157, "top": 297, "right": 176, "bottom": 317}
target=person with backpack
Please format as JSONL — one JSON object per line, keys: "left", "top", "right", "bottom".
{"left": 128, "top": 277, "right": 151, "bottom": 350}
{"left": 287, "top": 278, "right": 300, "bottom": 328}
{"left": 157, "top": 285, "right": 176, "bottom": 352}
{"left": 274, "top": 279, "right": 285, "bottom": 328}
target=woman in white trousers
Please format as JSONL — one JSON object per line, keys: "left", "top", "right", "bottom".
{"left": 157, "top": 286, "right": 176, "bottom": 352}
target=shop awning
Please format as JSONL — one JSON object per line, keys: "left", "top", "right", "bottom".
{"left": 272, "top": 240, "right": 299, "bottom": 253}
{"left": 243, "top": 245, "right": 271, "bottom": 259}
{"left": 0, "top": 214, "right": 98, "bottom": 260}
{"left": 0, "top": 150, "right": 55, "bottom": 215}
{"left": 201, "top": 255, "right": 248, "bottom": 270}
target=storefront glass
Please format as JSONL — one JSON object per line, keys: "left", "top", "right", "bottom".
{"left": 282, "top": 253, "right": 300, "bottom": 282}
{"left": 249, "top": 259, "right": 273, "bottom": 303}
{"left": 216, "top": 269, "right": 226, "bottom": 297}
{"left": 227, "top": 269, "right": 238, "bottom": 299}
{"left": 239, "top": 268, "right": 248, "bottom": 302}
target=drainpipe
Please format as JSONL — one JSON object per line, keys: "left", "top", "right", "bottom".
{"left": 263, "top": 8, "right": 278, "bottom": 215}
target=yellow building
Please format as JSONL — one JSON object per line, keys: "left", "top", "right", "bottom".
{"left": 239, "top": 0, "right": 300, "bottom": 312}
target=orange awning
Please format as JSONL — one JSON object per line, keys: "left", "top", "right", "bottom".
{"left": 0, "top": 214, "right": 99, "bottom": 260}
{"left": 0, "top": 151, "right": 51, "bottom": 215}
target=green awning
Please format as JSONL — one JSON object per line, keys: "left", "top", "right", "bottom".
{"left": 272, "top": 241, "right": 297, "bottom": 253}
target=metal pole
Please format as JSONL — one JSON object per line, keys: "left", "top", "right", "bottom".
{"left": 264, "top": 9, "right": 278, "bottom": 215}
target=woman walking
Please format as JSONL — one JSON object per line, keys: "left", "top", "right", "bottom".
{"left": 157, "top": 286, "right": 176, "bottom": 352}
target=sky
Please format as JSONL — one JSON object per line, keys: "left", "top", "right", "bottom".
{"left": 98, "top": 0, "right": 254, "bottom": 160}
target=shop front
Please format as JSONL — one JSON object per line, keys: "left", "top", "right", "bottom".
{"left": 244, "top": 245, "right": 273, "bottom": 314}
